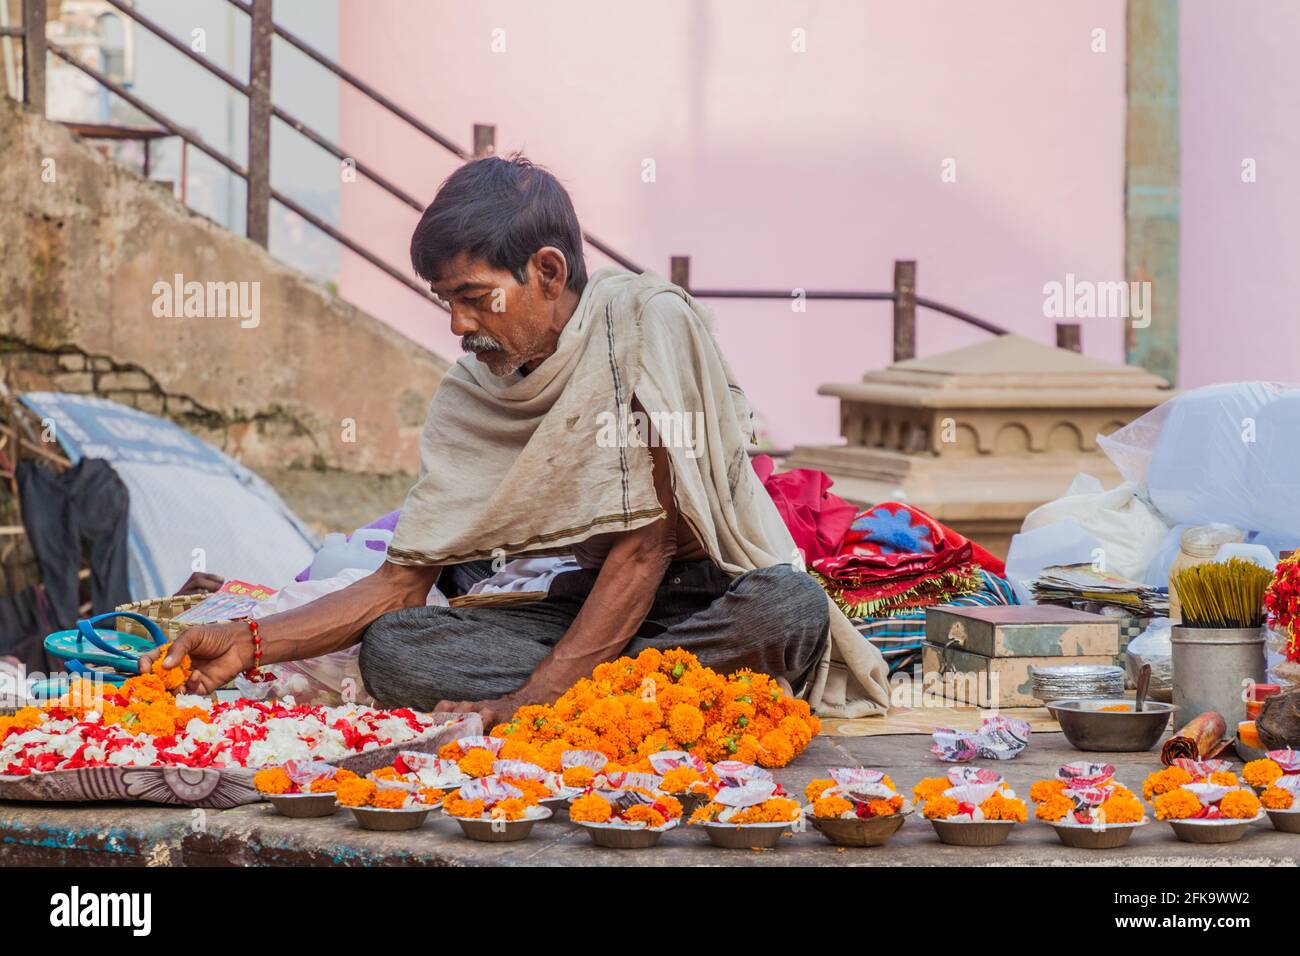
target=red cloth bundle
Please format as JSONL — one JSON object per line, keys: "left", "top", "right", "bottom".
{"left": 811, "top": 501, "right": 1004, "bottom": 618}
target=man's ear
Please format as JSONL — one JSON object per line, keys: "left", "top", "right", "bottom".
{"left": 531, "top": 247, "right": 569, "bottom": 300}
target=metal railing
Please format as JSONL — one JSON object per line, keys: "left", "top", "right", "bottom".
{"left": 7, "top": 0, "right": 1074, "bottom": 361}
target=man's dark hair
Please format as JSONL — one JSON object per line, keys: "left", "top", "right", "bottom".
{"left": 410, "top": 154, "right": 588, "bottom": 294}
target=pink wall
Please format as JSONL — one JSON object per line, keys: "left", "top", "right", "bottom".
{"left": 1180, "top": 1, "right": 1300, "bottom": 389}
{"left": 339, "top": 0, "right": 1128, "bottom": 448}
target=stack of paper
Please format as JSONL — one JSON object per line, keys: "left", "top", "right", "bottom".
{"left": 1031, "top": 564, "right": 1168, "bottom": 616}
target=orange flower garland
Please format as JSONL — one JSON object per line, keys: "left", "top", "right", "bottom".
{"left": 490, "top": 649, "right": 818, "bottom": 768}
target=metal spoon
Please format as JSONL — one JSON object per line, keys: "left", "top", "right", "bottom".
{"left": 1135, "top": 663, "right": 1151, "bottom": 714}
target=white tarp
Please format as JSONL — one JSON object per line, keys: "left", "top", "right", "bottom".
{"left": 21, "top": 392, "right": 316, "bottom": 598}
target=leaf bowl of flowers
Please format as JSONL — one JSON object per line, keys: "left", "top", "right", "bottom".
{"left": 441, "top": 776, "right": 552, "bottom": 842}
{"left": 804, "top": 769, "right": 911, "bottom": 847}
{"left": 1258, "top": 776, "right": 1300, "bottom": 832}
{"left": 1029, "top": 763, "right": 1149, "bottom": 849}
{"left": 649, "top": 751, "right": 718, "bottom": 819}
{"left": 1153, "top": 781, "right": 1266, "bottom": 844}
{"left": 684, "top": 762, "right": 803, "bottom": 848}
{"left": 569, "top": 789, "right": 684, "bottom": 848}
{"left": 1242, "top": 749, "right": 1300, "bottom": 795}
{"left": 336, "top": 776, "right": 443, "bottom": 831}
{"left": 913, "top": 767, "right": 1027, "bottom": 846}
{"left": 254, "top": 763, "right": 364, "bottom": 818}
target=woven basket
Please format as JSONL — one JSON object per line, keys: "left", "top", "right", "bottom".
{"left": 113, "top": 593, "right": 209, "bottom": 641}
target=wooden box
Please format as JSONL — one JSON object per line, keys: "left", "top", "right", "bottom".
{"left": 921, "top": 643, "right": 1117, "bottom": 709}
{"left": 924, "top": 605, "right": 1120, "bottom": 659}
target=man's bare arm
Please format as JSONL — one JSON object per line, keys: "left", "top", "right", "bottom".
{"left": 139, "top": 561, "right": 441, "bottom": 695}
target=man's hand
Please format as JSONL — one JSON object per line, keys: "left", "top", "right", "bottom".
{"left": 173, "top": 572, "right": 225, "bottom": 596}
{"left": 432, "top": 697, "right": 519, "bottom": 732}
{"left": 138, "top": 623, "right": 252, "bottom": 696}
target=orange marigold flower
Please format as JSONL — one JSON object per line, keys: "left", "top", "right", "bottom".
{"left": 813, "top": 795, "right": 854, "bottom": 819}
{"left": 569, "top": 792, "right": 613, "bottom": 824}
{"left": 1029, "top": 778, "right": 1067, "bottom": 803}
{"left": 1142, "top": 766, "right": 1193, "bottom": 800}
{"left": 1260, "top": 786, "right": 1294, "bottom": 810}
{"left": 979, "top": 793, "right": 1027, "bottom": 823}
{"left": 1034, "top": 793, "right": 1073, "bottom": 822}
{"left": 1153, "top": 788, "right": 1202, "bottom": 820}
{"left": 913, "top": 777, "right": 951, "bottom": 803}
{"left": 668, "top": 704, "right": 705, "bottom": 744}
{"left": 444, "top": 795, "right": 486, "bottom": 819}
{"left": 660, "top": 767, "right": 703, "bottom": 794}
{"left": 922, "top": 795, "right": 960, "bottom": 820}
{"left": 623, "top": 804, "right": 667, "bottom": 828}
{"left": 336, "top": 778, "right": 378, "bottom": 808}
{"left": 756, "top": 730, "right": 795, "bottom": 768}
{"left": 867, "top": 797, "right": 902, "bottom": 817}
{"left": 1097, "top": 792, "right": 1145, "bottom": 824}
{"left": 805, "top": 778, "right": 836, "bottom": 803}
{"left": 416, "top": 787, "right": 445, "bottom": 806}
{"left": 562, "top": 765, "right": 596, "bottom": 789}
{"left": 1243, "top": 759, "right": 1283, "bottom": 789}
{"left": 457, "top": 747, "right": 496, "bottom": 778}
{"left": 150, "top": 643, "right": 192, "bottom": 690}
{"left": 1208, "top": 770, "right": 1239, "bottom": 787}
{"left": 491, "top": 797, "right": 530, "bottom": 821}
{"left": 371, "top": 788, "right": 408, "bottom": 809}
{"left": 730, "top": 797, "right": 800, "bottom": 824}
{"left": 253, "top": 768, "right": 293, "bottom": 795}
{"left": 309, "top": 778, "right": 339, "bottom": 793}
{"left": 1219, "top": 788, "right": 1261, "bottom": 820}
{"left": 655, "top": 794, "right": 684, "bottom": 819}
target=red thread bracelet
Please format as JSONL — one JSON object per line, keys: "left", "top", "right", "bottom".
{"left": 241, "top": 618, "right": 272, "bottom": 683}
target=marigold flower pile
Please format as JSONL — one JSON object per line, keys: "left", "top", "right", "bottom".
{"left": 913, "top": 767, "right": 1027, "bottom": 823}
{"left": 1264, "top": 551, "right": 1300, "bottom": 663}
{"left": 488, "top": 648, "right": 819, "bottom": 769}
{"left": 0, "top": 644, "right": 446, "bottom": 775}
{"left": 1028, "top": 763, "right": 1145, "bottom": 826}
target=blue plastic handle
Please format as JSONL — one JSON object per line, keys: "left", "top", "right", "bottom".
{"left": 74, "top": 612, "right": 168, "bottom": 659}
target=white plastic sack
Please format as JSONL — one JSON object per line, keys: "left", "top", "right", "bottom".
{"left": 1004, "top": 520, "right": 1101, "bottom": 603}
{"left": 1021, "top": 474, "right": 1170, "bottom": 581}
{"left": 1125, "top": 618, "right": 1172, "bottom": 697}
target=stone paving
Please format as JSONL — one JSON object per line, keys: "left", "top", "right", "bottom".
{"left": 1, "top": 733, "right": 1296, "bottom": 866}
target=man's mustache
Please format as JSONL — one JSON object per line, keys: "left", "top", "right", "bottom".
{"left": 461, "top": 334, "right": 504, "bottom": 354}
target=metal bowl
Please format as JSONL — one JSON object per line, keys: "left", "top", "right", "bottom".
{"left": 1046, "top": 698, "right": 1175, "bottom": 752}
{"left": 575, "top": 820, "right": 676, "bottom": 848}
{"left": 349, "top": 806, "right": 431, "bottom": 831}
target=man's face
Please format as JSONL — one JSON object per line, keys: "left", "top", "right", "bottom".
{"left": 430, "top": 251, "right": 563, "bottom": 377}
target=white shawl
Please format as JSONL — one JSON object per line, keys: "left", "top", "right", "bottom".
{"left": 387, "top": 268, "right": 889, "bottom": 716}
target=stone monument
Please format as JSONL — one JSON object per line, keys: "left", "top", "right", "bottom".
{"left": 784, "top": 335, "right": 1171, "bottom": 557}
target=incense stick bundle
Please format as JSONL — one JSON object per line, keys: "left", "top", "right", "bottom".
{"left": 1170, "top": 558, "right": 1272, "bottom": 628}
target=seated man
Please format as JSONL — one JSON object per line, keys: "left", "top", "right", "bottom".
{"left": 144, "top": 156, "right": 888, "bottom": 728}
